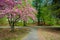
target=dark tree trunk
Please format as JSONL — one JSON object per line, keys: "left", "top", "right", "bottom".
{"left": 37, "top": 9, "right": 41, "bottom": 26}
{"left": 37, "top": 19, "right": 40, "bottom": 26}
{"left": 7, "top": 14, "right": 20, "bottom": 32}
{"left": 23, "top": 21, "right": 26, "bottom": 26}
{"left": 10, "top": 22, "right": 15, "bottom": 32}
{"left": 8, "top": 18, "right": 15, "bottom": 32}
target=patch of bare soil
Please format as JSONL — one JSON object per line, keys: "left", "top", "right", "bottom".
{"left": 0, "top": 28, "right": 30, "bottom": 40}
{"left": 38, "top": 28, "right": 60, "bottom": 40}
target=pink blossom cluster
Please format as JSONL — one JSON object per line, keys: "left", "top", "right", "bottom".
{"left": 0, "top": 0, "right": 37, "bottom": 22}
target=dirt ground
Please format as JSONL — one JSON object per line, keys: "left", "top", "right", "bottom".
{"left": 0, "top": 28, "right": 30, "bottom": 40}
{"left": 38, "top": 28, "right": 60, "bottom": 40}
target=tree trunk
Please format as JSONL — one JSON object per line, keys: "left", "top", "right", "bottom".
{"left": 37, "top": 18, "right": 40, "bottom": 26}
{"left": 10, "top": 22, "right": 15, "bottom": 32}
{"left": 37, "top": 10, "right": 41, "bottom": 26}
{"left": 23, "top": 21, "right": 26, "bottom": 26}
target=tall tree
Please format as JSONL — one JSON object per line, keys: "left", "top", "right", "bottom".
{"left": 32, "top": 0, "right": 53, "bottom": 26}
{"left": 32, "top": 0, "right": 41, "bottom": 26}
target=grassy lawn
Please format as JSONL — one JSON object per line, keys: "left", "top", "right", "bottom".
{"left": 0, "top": 28, "right": 30, "bottom": 40}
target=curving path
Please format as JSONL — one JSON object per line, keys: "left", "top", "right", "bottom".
{"left": 22, "top": 28, "right": 39, "bottom": 40}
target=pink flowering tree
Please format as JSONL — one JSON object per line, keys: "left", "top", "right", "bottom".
{"left": 19, "top": 0, "right": 37, "bottom": 26}
{"left": 0, "top": 0, "right": 37, "bottom": 32}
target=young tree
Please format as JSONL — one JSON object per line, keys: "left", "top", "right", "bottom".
{"left": 0, "top": 0, "right": 37, "bottom": 32}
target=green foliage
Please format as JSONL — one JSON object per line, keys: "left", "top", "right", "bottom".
{"left": 0, "top": 0, "right": 60, "bottom": 26}
{"left": 0, "top": 17, "right": 8, "bottom": 26}
{"left": 40, "top": 6, "right": 57, "bottom": 26}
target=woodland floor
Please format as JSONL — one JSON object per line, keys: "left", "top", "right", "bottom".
{"left": 0, "top": 28, "right": 30, "bottom": 40}
{"left": 0, "top": 28, "right": 60, "bottom": 40}
{"left": 38, "top": 28, "right": 60, "bottom": 40}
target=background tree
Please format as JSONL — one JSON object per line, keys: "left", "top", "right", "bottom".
{"left": 32, "top": 0, "right": 53, "bottom": 26}
{"left": 32, "top": 0, "right": 42, "bottom": 26}
{"left": 52, "top": 0, "right": 60, "bottom": 25}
